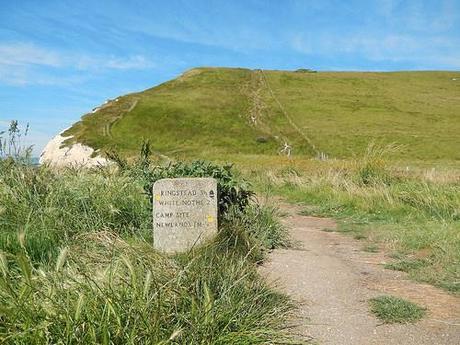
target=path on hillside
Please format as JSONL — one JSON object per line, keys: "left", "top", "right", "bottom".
{"left": 258, "top": 70, "right": 322, "bottom": 157}
{"left": 260, "top": 203, "right": 460, "bottom": 345}
{"left": 103, "top": 99, "right": 139, "bottom": 139}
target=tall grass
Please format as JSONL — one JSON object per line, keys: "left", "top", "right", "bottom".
{"left": 0, "top": 120, "right": 33, "bottom": 161}
{"left": 0, "top": 162, "right": 150, "bottom": 263}
{"left": 257, "top": 145, "right": 460, "bottom": 293}
{"left": 1, "top": 236, "right": 293, "bottom": 344}
{"left": 0, "top": 160, "right": 298, "bottom": 344}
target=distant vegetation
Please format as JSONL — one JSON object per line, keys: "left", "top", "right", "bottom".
{"left": 294, "top": 68, "right": 317, "bottom": 73}
{"left": 63, "top": 67, "right": 460, "bottom": 162}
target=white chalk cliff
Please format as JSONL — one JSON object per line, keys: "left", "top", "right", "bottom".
{"left": 39, "top": 130, "right": 110, "bottom": 167}
{"left": 40, "top": 99, "right": 117, "bottom": 167}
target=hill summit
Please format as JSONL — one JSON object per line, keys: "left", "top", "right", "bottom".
{"left": 42, "top": 67, "right": 460, "bottom": 164}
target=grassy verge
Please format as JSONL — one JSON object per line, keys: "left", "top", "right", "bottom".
{"left": 0, "top": 159, "right": 298, "bottom": 344}
{"left": 369, "top": 295, "right": 426, "bottom": 324}
{"left": 253, "top": 146, "right": 460, "bottom": 293}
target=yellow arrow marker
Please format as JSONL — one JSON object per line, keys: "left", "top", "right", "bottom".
{"left": 207, "top": 215, "right": 214, "bottom": 223}
{"left": 155, "top": 194, "right": 161, "bottom": 201}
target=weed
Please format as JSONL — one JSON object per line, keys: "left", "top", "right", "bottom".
{"left": 0, "top": 120, "right": 33, "bottom": 162}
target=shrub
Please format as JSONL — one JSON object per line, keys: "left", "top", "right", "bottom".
{"left": 294, "top": 68, "right": 317, "bottom": 73}
{"left": 111, "top": 143, "right": 255, "bottom": 216}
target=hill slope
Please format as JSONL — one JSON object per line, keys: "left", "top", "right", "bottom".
{"left": 59, "top": 67, "right": 460, "bottom": 162}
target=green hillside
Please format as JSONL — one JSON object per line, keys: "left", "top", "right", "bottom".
{"left": 63, "top": 67, "right": 460, "bottom": 162}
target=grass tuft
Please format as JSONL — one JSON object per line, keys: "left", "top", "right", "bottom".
{"left": 369, "top": 295, "right": 426, "bottom": 324}
{"left": 385, "top": 258, "right": 430, "bottom": 273}
{"left": 362, "top": 244, "right": 380, "bottom": 253}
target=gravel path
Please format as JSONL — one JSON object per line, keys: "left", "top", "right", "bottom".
{"left": 260, "top": 203, "right": 460, "bottom": 344}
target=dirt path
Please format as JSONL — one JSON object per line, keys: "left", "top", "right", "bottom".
{"left": 260, "top": 203, "right": 460, "bottom": 345}
{"left": 104, "top": 99, "right": 139, "bottom": 138}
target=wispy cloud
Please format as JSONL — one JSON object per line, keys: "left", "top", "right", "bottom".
{"left": 75, "top": 54, "right": 155, "bottom": 70}
{"left": 0, "top": 42, "right": 156, "bottom": 85}
{"left": 377, "top": 0, "right": 459, "bottom": 33}
{"left": 0, "top": 120, "right": 12, "bottom": 127}
{"left": 290, "top": 32, "right": 460, "bottom": 69}
{"left": 0, "top": 64, "right": 90, "bottom": 86}
{"left": 0, "top": 43, "right": 62, "bottom": 67}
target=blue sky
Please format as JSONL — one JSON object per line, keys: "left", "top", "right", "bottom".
{"left": 1, "top": 0, "right": 459, "bottom": 155}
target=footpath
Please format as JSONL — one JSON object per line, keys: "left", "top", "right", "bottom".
{"left": 260, "top": 203, "right": 460, "bottom": 345}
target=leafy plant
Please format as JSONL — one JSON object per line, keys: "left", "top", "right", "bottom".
{"left": 111, "top": 142, "right": 255, "bottom": 216}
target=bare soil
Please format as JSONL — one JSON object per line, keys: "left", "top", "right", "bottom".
{"left": 260, "top": 203, "right": 460, "bottom": 345}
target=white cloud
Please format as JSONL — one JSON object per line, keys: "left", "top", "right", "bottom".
{"left": 0, "top": 64, "right": 89, "bottom": 86}
{"left": 290, "top": 32, "right": 460, "bottom": 69}
{"left": 76, "top": 54, "right": 155, "bottom": 70}
{"left": 0, "top": 42, "right": 156, "bottom": 86}
{"left": 0, "top": 43, "right": 62, "bottom": 67}
{"left": 0, "top": 120, "right": 12, "bottom": 127}
{"left": 107, "top": 55, "right": 153, "bottom": 69}
{"left": 0, "top": 65, "right": 29, "bottom": 86}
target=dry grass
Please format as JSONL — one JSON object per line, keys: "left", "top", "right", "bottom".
{"left": 250, "top": 148, "right": 460, "bottom": 293}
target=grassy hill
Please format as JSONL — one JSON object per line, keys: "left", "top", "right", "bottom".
{"left": 63, "top": 67, "right": 460, "bottom": 162}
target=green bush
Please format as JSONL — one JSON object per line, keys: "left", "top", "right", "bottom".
{"left": 143, "top": 161, "right": 254, "bottom": 216}
{"left": 111, "top": 144, "right": 255, "bottom": 216}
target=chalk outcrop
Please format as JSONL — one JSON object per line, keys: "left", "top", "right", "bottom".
{"left": 39, "top": 130, "right": 110, "bottom": 168}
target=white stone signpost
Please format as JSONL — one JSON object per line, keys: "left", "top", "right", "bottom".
{"left": 153, "top": 177, "right": 218, "bottom": 253}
